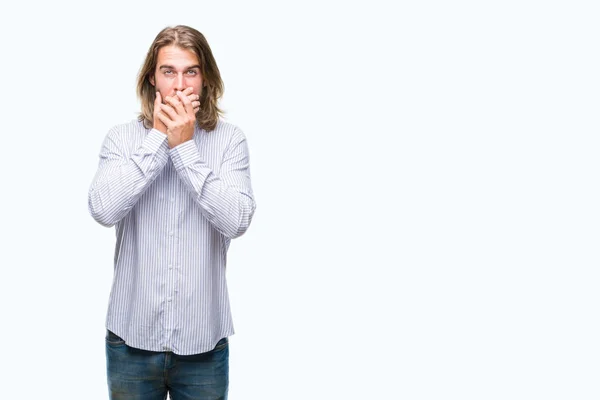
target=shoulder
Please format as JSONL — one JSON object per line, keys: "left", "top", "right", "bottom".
{"left": 104, "top": 119, "right": 148, "bottom": 145}
{"left": 108, "top": 119, "right": 148, "bottom": 138}
{"left": 212, "top": 119, "right": 245, "bottom": 137}
{"left": 211, "top": 120, "right": 249, "bottom": 146}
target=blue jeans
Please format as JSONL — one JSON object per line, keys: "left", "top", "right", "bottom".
{"left": 106, "top": 330, "right": 229, "bottom": 400}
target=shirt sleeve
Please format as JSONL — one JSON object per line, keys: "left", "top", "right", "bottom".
{"left": 169, "top": 129, "right": 256, "bottom": 239}
{"left": 88, "top": 126, "right": 170, "bottom": 227}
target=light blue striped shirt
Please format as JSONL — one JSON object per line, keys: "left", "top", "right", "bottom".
{"left": 88, "top": 119, "right": 256, "bottom": 355}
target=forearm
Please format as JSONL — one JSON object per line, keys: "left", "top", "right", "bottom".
{"left": 88, "top": 129, "right": 169, "bottom": 227}
{"left": 170, "top": 139, "right": 256, "bottom": 238}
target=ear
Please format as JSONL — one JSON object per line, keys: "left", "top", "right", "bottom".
{"left": 149, "top": 75, "right": 155, "bottom": 86}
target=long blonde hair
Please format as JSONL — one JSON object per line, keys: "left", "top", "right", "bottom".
{"left": 137, "top": 25, "right": 224, "bottom": 132}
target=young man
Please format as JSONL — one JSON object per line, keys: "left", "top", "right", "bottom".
{"left": 88, "top": 25, "right": 256, "bottom": 399}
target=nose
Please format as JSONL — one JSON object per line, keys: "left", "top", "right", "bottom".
{"left": 175, "top": 73, "right": 185, "bottom": 92}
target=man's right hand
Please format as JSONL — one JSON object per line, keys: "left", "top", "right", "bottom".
{"left": 153, "top": 87, "right": 200, "bottom": 133}
{"left": 153, "top": 92, "right": 168, "bottom": 134}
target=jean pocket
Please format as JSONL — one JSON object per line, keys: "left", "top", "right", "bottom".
{"left": 105, "top": 330, "right": 126, "bottom": 346}
{"left": 213, "top": 337, "right": 228, "bottom": 351}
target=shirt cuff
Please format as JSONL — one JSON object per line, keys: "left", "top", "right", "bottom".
{"left": 143, "top": 128, "right": 169, "bottom": 154}
{"left": 170, "top": 139, "right": 201, "bottom": 170}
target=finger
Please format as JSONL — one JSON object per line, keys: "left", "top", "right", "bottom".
{"left": 184, "top": 92, "right": 200, "bottom": 102}
{"left": 164, "top": 95, "right": 180, "bottom": 107}
{"left": 178, "top": 89, "right": 200, "bottom": 104}
{"left": 159, "top": 103, "right": 178, "bottom": 120}
{"left": 154, "top": 92, "right": 162, "bottom": 110}
{"left": 182, "top": 87, "right": 196, "bottom": 104}
{"left": 165, "top": 95, "right": 186, "bottom": 115}
{"left": 176, "top": 90, "right": 194, "bottom": 115}
{"left": 192, "top": 101, "right": 200, "bottom": 108}
{"left": 194, "top": 107, "right": 200, "bottom": 114}
{"left": 176, "top": 90, "right": 193, "bottom": 107}
{"left": 156, "top": 111, "right": 173, "bottom": 128}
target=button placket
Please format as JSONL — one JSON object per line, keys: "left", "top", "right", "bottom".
{"left": 163, "top": 164, "right": 179, "bottom": 350}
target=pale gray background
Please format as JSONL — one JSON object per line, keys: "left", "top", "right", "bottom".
{"left": 0, "top": 0, "right": 598, "bottom": 399}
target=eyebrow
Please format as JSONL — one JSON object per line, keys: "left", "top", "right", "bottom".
{"left": 159, "top": 65, "right": 201, "bottom": 70}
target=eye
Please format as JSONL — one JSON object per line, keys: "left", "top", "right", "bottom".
{"left": 164, "top": 70, "right": 173, "bottom": 75}
{"left": 187, "top": 70, "right": 198, "bottom": 76}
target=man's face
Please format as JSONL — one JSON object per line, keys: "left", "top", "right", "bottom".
{"left": 150, "top": 45, "right": 204, "bottom": 102}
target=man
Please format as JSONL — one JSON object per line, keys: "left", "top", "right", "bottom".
{"left": 88, "top": 25, "right": 256, "bottom": 399}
